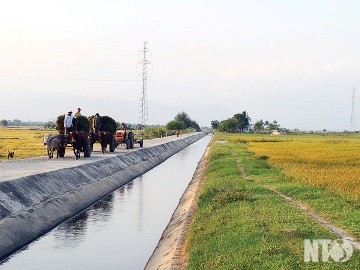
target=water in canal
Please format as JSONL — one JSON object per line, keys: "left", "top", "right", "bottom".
{"left": 0, "top": 135, "right": 211, "bottom": 270}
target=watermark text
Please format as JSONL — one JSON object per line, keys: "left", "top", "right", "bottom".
{"left": 304, "top": 239, "right": 353, "bottom": 263}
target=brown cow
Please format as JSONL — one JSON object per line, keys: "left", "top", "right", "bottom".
{"left": 98, "top": 131, "right": 112, "bottom": 154}
{"left": 70, "top": 131, "right": 91, "bottom": 159}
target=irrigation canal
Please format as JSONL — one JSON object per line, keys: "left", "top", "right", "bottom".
{"left": 0, "top": 135, "right": 212, "bottom": 270}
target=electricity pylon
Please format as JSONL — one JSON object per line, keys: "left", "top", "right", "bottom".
{"left": 139, "top": 41, "right": 150, "bottom": 130}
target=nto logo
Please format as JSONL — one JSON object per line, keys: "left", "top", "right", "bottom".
{"left": 304, "top": 239, "right": 353, "bottom": 263}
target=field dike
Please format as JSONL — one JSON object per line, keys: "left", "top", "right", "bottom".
{"left": 0, "top": 133, "right": 206, "bottom": 261}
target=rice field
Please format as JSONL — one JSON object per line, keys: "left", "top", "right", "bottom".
{"left": 233, "top": 133, "right": 360, "bottom": 200}
{"left": 0, "top": 127, "right": 55, "bottom": 159}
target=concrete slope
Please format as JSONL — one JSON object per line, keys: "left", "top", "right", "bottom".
{"left": 145, "top": 145, "right": 210, "bottom": 270}
{"left": 0, "top": 133, "right": 206, "bottom": 261}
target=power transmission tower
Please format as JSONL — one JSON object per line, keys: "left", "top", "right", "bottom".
{"left": 139, "top": 41, "right": 150, "bottom": 130}
{"left": 350, "top": 87, "right": 356, "bottom": 132}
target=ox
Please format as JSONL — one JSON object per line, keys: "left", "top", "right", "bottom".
{"left": 47, "top": 136, "right": 62, "bottom": 159}
{"left": 44, "top": 134, "right": 63, "bottom": 159}
{"left": 98, "top": 131, "right": 112, "bottom": 154}
{"left": 70, "top": 131, "right": 91, "bottom": 160}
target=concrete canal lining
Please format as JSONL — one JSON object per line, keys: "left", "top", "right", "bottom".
{"left": 145, "top": 144, "right": 211, "bottom": 270}
{"left": 0, "top": 133, "right": 206, "bottom": 261}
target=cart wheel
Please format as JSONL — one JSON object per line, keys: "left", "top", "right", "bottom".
{"left": 58, "top": 145, "right": 66, "bottom": 158}
{"left": 128, "top": 132, "right": 134, "bottom": 149}
{"left": 84, "top": 139, "right": 92, "bottom": 157}
{"left": 109, "top": 135, "right": 116, "bottom": 152}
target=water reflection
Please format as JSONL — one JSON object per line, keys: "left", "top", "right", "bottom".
{"left": 52, "top": 211, "right": 89, "bottom": 249}
{"left": 126, "top": 180, "right": 134, "bottom": 192}
{"left": 137, "top": 177, "right": 144, "bottom": 231}
{"left": 52, "top": 192, "right": 116, "bottom": 249}
{"left": 92, "top": 193, "right": 115, "bottom": 214}
{"left": 89, "top": 193, "right": 115, "bottom": 223}
{"left": 116, "top": 186, "right": 125, "bottom": 198}
{"left": 0, "top": 135, "right": 212, "bottom": 270}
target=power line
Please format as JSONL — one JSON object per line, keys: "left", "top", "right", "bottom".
{"left": 0, "top": 56, "right": 137, "bottom": 70}
{"left": 0, "top": 75, "right": 139, "bottom": 82}
{"left": 0, "top": 18, "right": 99, "bottom": 38}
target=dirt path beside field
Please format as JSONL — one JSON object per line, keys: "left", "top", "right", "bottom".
{"left": 236, "top": 158, "right": 360, "bottom": 252}
{"left": 268, "top": 187, "right": 360, "bottom": 251}
{"left": 0, "top": 134, "right": 195, "bottom": 182}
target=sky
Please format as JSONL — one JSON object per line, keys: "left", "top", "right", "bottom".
{"left": 1, "top": 0, "right": 360, "bottom": 130}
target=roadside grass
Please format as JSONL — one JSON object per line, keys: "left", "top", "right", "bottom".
{"left": 187, "top": 133, "right": 360, "bottom": 269}
{"left": 0, "top": 127, "right": 55, "bottom": 159}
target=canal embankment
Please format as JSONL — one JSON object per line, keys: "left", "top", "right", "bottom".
{"left": 0, "top": 132, "right": 206, "bottom": 261}
{"left": 145, "top": 143, "right": 210, "bottom": 270}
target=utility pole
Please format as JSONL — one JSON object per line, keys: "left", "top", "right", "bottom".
{"left": 350, "top": 87, "right": 356, "bottom": 132}
{"left": 139, "top": 41, "right": 150, "bottom": 131}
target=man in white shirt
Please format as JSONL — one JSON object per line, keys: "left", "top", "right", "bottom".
{"left": 64, "top": 111, "right": 74, "bottom": 134}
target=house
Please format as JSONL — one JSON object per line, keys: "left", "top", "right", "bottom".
{"left": 243, "top": 124, "right": 254, "bottom": 133}
{"left": 271, "top": 129, "right": 287, "bottom": 136}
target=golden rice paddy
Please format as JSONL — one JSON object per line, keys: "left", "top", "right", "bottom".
{"left": 0, "top": 127, "right": 55, "bottom": 159}
{"left": 238, "top": 134, "right": 360, "bottom": 200}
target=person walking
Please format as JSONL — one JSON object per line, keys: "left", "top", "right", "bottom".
{"left": 64, "top": 111, "right": 74, "bottom": 134}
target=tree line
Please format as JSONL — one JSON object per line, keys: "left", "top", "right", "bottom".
{"left": 166, "top": 112, "right": 201, "bottom": 132}
{"left": 211, "top": 111, "right": 282, "bottom": 133}
{"left": 0, "top": 119, "right": 55, "bottom": 128}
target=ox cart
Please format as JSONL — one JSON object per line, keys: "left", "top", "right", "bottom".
{"left": 115, "top": 128, "right": 144, "bottom": 149}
